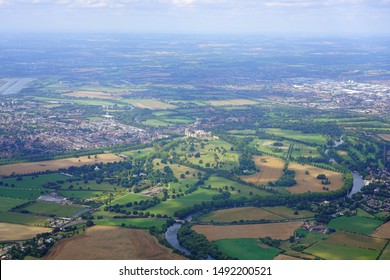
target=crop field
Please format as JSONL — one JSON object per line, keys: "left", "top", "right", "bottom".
{"left": 44, "top": 226, "right": 185, "bottom": 260}
{"left": 207, "top": 99, "right": 258, "bottom": 106}
{"left": 199, "top": 207, "right": 285, "bottom": 223}
{"left": 240, "top": 156, "right": 285, "bottom": 186}
{"left": 148, "top": 188, "right": 219, "bottom": 217}
{"left": 328, "top": 216, "right": 383, "bottom": 235}
{"left": 378, "top": 134, "right": 390, "bottom": 141}
{"left": 94, "top": 218, "right": 166, "bottom": 230}
{"left": 262, "top": 206, "right": 315, "bottom": 219}
{"left": 122, "top": 99, "right": 176, "bottom": 109}
{"left": 287, "top": 162, "right": 343, "bottom": 194}
{"left": 265, "top": 129, "right": 327, "bottom": 146}
{"left": 22, "top": 202, "right": 86, "bottom": 218}
{"left": 0, "top": 222, "right": 51, "bottom": 241}
{"left": 0, "top": 154, "right": 123, "bottom": 176}
{"left": 371, "top": 221, "right": 390, "bottom": 239}
{"left": 62, "top": 91, "right": 121, "bottom": 100}
{"left": 304, "top": 232, "right": 386, "bottom": 260}
{"left": 273, "top": 254, "right": 302, "bottom": 260}
{"left": 0, "top": 212, "right": 49, "bottom": 226}
{"left": 215, "top": 238, "right": 280, "bottom": 260}
{"left": 204, "top": 176, "right": 271, "bottom": 197}
{"left": 193, "top": 221, "right": 303, "bottom": 241}
{"left": 0, "top": 197, "right": 28, "bottom": 212}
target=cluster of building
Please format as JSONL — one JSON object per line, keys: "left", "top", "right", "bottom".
{"left": 269, "top": 80, "right": 390, "bottom": 116}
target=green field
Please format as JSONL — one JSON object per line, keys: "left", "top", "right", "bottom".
{"left": 328, "top": 216, "right": 383, "bottom": 235}
{"left": 121, "top": 147, "right": 156, "bottom": 159}
{"left": 94, "top": 218, "right": 166, "bottom": 230}
{"left": 109, "top": 192, "right": 153, "bottom": 205}
{"left": 0, "top": 173, "right": 69, "bottom": 189}
{"left": 215, "top": 238, "right": 280, "bottom": 260}
{"left": 0, "top": 197, "right": 28, "bottom": 212}
{"left": 305, "top": 241, "right": 380, "bottom": 260}
{"left": 59, "top": 190, "right": 102, "bottom": 200}
{"left": 0, "top": 188, "right": 44, "bottom": 200}
{"left": 148, "top": 188, "right": 219, "bottom": 217}
{"left": 265, "top": 129, "right": 327, "bottom": 146}
{"left": 379, "top": 242, "right": 390, "bottom": 260}
{"left": 205, "top": 176, "right": 271, "bottom": 198}
{"left": 0, "top": 212, "right": 49, "bottom": 226}
{"left": 262, "top": 206, "right": 315, "bottom": 219}
{"left": 23, "top": 202, "right": 86, "bottom": 217}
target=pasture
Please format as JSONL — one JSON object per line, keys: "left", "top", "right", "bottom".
{"left": 153, "top": 159, "right": 204, "bottom": 182}
{"left": 44, "top": 226, "right": 185, "bottom": 260}
{"left": 207, "top": 99, "right": 258, "bottom": 106}
{"left": 148, "top": 188, "right": 219, "bottom": 217}
{"left": 0, "top": 154, "right": 123, "bottom": 176}
{"left": 204, "top": 176, "right": 271, "bottom": 197}
{"left": 22, "top": 202, "right": 86, "bottom": 218}
{"left": 215, "top": 238, "right": 280, "bottom": 260}
{"left": 380, "top": 242, "right": 390, "bottom": 260}
{"left": 240, "top": 156, "right": 285, "bottom": 186}
{"left": 328, "top": 216, "right": 383, "bottom": 235}
{"left": 0, "top": 197, "right": 28, "bottom": 212}
{"left": 287, "top": 162, "right": 343, "bottom": 194}
{"left": 121, "top": 147, "right": 156, "bottom": 159}
{"left": 193, "top": 221, "right": 303, "bottom": 241}
{"left": 94, "top": 218, "right": 166, "bottom": 230}
{"left": 0, "top": 212, "right": 49, "bottom": 226}
{"left": 304, "top": 232, "right": 386, "bottom": 260}
{"left": 265, "top": 129, "right": 327, "bottom": 146}
{"left": 251, "top": 139, "right": 289, "bottom": 157}
{"left": 0, "top": 222, "right": 51, "bottom": 241}
{"left": 0, "top": 173, "right": 69, "bottom": 190}
{"left": 200, "top": 207, "right": 285, "bottom": 223}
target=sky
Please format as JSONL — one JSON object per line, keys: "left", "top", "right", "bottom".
{"left": 0, "top": 0, "right": 389, "bottom": 34}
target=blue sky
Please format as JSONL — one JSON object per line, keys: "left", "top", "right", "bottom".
{"left": 0, "top": 0, "right": 389, "bottom": 34}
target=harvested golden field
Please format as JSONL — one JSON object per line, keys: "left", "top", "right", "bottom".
{"left": 193, "top": 221, "right": 303, "bottom": 241}
{"left": 207, "top": 99, "right": 258, "bottom": 106}
{"left": 0, "top": 222, "right": 51, "bottom": 241}
{"left": 274, "top": 254, "right": 302, "bottom": 260}
{"left": 287, "top": 162, "right": 343, "bottom": 194}
{"left": 201, "top": 207, "right": 284, "bottom": 223}
{"left": 0, "top": 154, "right": 123, "bottom": 176}
{"left": 241, "top": 156, "right": 284, "bottom": 185}
{"left": 378, "top": 134, "right": 390, "bottom": 142}
{"left": 124, "top": 99, "right": 176, "bottom": 110}
{"left": 371, "top": 221, "right": 390, "bottom": 239}
{"left": 62, "top": 91, "right": 120, "bottom": 100}
{"left": 44, "top": 226, "right": 185, "bottom": 260}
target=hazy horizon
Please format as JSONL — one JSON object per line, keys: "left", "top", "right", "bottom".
{"left": 0, "top": 0, "right": 390, "bottom": 35}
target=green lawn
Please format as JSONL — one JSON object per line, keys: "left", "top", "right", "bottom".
{"left": 265, "top": 129, "right": 327, "bottom": 146}
{"left": 328, "top": 216, "right": 383, "bottom": 235}
{"left": 23, "top": 202, "right": 86, "bottom": 217}
{"left": 148, "top": 188, "right": 219, "bottom": 217}
{"left": 215, "top": 238, "right": 280, "bottom": 260}
{"left": 0, "top": 197, "right": 28, "bottom": 212}
{"left": 0, "top": 212, "right": 49, "bottom": 226}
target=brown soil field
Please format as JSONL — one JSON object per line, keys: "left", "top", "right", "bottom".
{"left": 287, "top": 162, "right": 343, "bottom": 194}
{"left": 193, "top": 221, "right": 303, "bottom": 241}
{"left": 207, "top": 99, "right": 258, "bottom": 106}
{"left": 125, "top": 99, "right": 176, "bottom": 110}
{"left": 0, "top": 154, "right": 123, "bottom": 176}
{"left": 274, "top": 254, "right": 302, "bottom": 260}
{"left": 240, "top": 156, "right": 285, "bottom": 185}
{"left": 202, "top": 207, "right": 284, "bottom": 223}
{"left": 337, "top": 151, "right": 349, "bottom": 156}
{"left": 0, "top": 222, "right": 51, "bottom": 241}
{"left": 44, "top": 226, "right": 185, "bottom": 260}
{"left": 378, "top": 134, "right": 390, "bottom": 142}
{"left": 62, "top": 91, "right": 121, "bottom": 100}
{"left": 328, "top": 231, "right": 387, "bottom": 250}
{"left": 371, "top": 221, "right": 390, "bottom": 239}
